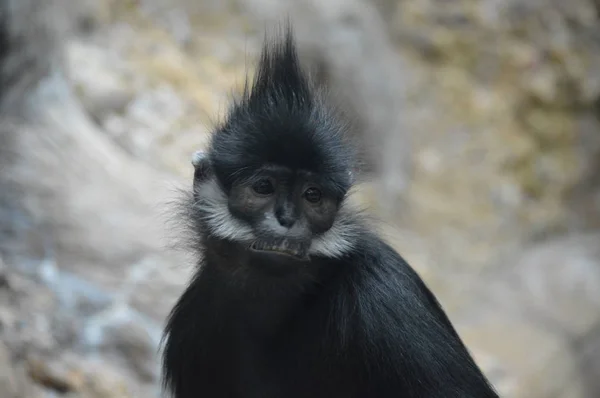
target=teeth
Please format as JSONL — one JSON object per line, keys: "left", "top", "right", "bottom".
{"left": 250, "top": 239, "right": 307, "bottom": 258}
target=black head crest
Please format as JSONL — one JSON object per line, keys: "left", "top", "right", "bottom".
{"left": 208, "top": 27, "right": 355, "bottom": 199}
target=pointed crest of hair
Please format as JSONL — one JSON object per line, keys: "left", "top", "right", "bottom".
{"left": 209, "top": 26, "right": 355, "bottom": 199}
{"left": 242, "top": 25, "right": 312, "bottom": 112}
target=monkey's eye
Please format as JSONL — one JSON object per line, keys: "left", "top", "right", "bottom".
{"left": 304, "top": 187, "right": 322, "bottom": 203}
{"left": 252, "top": 178, "right": 275, "bottom": 195}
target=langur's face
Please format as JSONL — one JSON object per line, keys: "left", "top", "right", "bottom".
{"left": 227, "top": 164, "right": 340, "bottom": 261}
{"left": 191, "top": 152, "right": 356, "bottom": 261}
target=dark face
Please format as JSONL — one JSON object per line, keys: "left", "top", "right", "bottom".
{"left": 227, "top": 164, "right": 340, "bottom": 261}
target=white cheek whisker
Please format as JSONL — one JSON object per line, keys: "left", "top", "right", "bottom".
{"left": 193, "top": 179, "right": 255, "bottom": 242}
{"left": 309, "top": 201, "right": 360, "bottom": 258}
{"left": 192, "top": 178, "right": 360, "bottom": 259}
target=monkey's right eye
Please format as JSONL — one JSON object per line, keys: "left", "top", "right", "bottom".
{"left": 252, "top": 178, "right": 275, "bottom": 195}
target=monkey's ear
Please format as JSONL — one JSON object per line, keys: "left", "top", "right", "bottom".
{"left": 191, "top": 150, "right": 213, "bottom": 194}
{"left": 191, "top": 150, "right": 207, "bottom": 168}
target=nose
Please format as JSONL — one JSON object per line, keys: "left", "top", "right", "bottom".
{"left": 275, "top": 204, "right": 296, "bottom": 228}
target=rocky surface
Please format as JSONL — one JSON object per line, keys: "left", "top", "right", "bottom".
{"left": 1, "top": 0, "right": 600, "bottom": 397}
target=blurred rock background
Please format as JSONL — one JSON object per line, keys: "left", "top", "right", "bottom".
{"left": 1, "top": 0, "right": 599, "bottom": 396}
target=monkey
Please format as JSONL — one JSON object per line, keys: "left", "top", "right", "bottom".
{"left": 162, "top": 28, "right": 499, "bottom": 398}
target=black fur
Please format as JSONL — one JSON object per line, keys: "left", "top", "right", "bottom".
{"left": 162, "top": 28, "right": 499, "bottom": 398}
{"left": 209, "top": 29, "right": 354, "bottom": 200}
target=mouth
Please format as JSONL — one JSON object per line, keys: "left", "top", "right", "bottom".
{"left": 249, "top": 240, "right": 309, "bottom": 261}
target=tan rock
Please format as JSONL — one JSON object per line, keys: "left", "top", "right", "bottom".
{"left": 459, "top": 310, "right": 581, "bottom": 398}
{"left": 27, "top": 355, "right": 86, "bottom": 393}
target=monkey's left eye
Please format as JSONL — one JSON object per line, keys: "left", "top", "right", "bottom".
{"left": 304, "top": 187, "right": 322, "bottom": 203}
{"left": 252, "top": 178, "right": 275, "bottom": 195}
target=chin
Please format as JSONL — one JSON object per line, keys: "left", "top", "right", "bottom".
{"left": 249, "top": 238, "right": 311, "bottom": 262}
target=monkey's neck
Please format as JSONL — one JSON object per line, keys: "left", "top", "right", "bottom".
{"left": 199, "top": 236, "right": 327, "bottom": 335}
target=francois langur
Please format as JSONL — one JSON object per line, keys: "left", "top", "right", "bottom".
{"left": 162, "top": 28, "right": 499, "bottom": 398}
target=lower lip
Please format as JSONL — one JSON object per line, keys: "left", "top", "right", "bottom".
{"left": 250, "top": 246, "right": 308, "bottom": 260}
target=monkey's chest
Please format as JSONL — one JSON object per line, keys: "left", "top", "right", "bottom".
{"left": 202, "top": 327, "right": 351, "bottom": 398}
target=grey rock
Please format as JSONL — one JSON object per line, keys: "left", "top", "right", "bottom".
{"left": 99, "top": 320, "right": 160, "bottom": 382}
{"left": 0, "top": 342, "right": 18, "bottom": 398}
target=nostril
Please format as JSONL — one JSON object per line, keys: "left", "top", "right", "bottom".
{"left": 276, "top": 214, "right": 296, "bottom": 228}
{"left": 275, "top": 207, "right": 296, "bottom": 228}
{"left": 275, "top": 201, "right": 297, "bottom": 228}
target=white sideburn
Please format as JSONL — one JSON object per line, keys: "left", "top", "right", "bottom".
{"left": 194, "top": 178, "right": 256, "bottom": 242}
{"left": 193, "top": 178, "right": 359, "bottom": 259}
{"left": 308, "top": 202, "right": 360, "bottom": 258}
